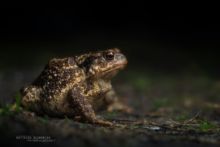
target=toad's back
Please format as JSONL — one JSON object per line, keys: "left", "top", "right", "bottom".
{"left": 33, "top": 57, "right": 85, "bottom": 100}
{"left": 21, "top": 57, "right": 86, "bottom": 115}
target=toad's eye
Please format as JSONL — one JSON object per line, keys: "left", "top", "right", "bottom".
{"left": 104, "top": 51, "right": 114, "bottom": 61}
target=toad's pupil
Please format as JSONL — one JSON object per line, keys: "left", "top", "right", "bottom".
{"left": 105, "top": 52, "right": 114, "bottom": 61}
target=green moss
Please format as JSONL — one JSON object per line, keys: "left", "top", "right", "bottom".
{"left": 0, "top": 92, "right": 23, "bottom": 116}
{"left": 14, "top": 92, "right": 22, "bottom": 112}
{"left": 0, "top": 104, "right": 14, "bottom": 116}
{"left": 198, "top": 121, "right": 217, "bottom": 132}
{"left": 15, "top": 93, "right": 21, "bottom": 106}
{"left": 174, "top": 114, "right": 190, "bottom": 122}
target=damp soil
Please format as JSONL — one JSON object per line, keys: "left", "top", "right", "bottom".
{"left": 0, "top": 69, "right": 220, "bottom": 147}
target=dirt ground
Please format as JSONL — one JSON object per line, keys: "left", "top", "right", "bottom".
{"left": 0, "top": 69, "right": 220, "bottom": 147}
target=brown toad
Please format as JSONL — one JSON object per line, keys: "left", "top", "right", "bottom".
{"left": 21, "top": 48, "right": 132, "bottom": 126}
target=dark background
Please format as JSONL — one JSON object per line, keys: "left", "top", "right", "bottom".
{"left": 1, "top": 4, "right": 220, "bottom": 75}
{"left": 1, "top": 5, "right": 220, "bottom": 147}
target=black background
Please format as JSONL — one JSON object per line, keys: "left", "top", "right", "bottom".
{"left": 1, "top": 4, "right": 220, "bottom": 74}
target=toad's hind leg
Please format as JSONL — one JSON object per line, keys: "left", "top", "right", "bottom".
{"left": 68, "top": 88, "right": 113, "bottom": 126}
{"left": 104, "top": 89, "right": 133, "bottom": 113}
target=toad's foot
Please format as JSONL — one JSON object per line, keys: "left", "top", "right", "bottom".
{"left": 107, "top": 102, "right": 134, "bottom": 113}
{"left": 89, "top": 118, "right": 113, "bottom": 126}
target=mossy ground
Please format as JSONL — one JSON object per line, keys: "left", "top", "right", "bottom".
{"left": 0, "top": 70, "right": 220, "bottom": 147}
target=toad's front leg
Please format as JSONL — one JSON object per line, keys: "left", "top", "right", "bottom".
{"left": 68, "top": 87, "right": 113, "bottom": 126}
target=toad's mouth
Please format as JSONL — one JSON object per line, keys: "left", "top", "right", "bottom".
{"left": 97, "top": 61, "right": 128, "bottom": 78}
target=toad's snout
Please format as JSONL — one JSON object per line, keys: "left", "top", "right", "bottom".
{"left": 115, "top": 53, "right": 127, "bottom": 65}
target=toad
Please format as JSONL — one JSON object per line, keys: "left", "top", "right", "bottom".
{"left": 20, "top": 48, "right": 132, "bottom": 126}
